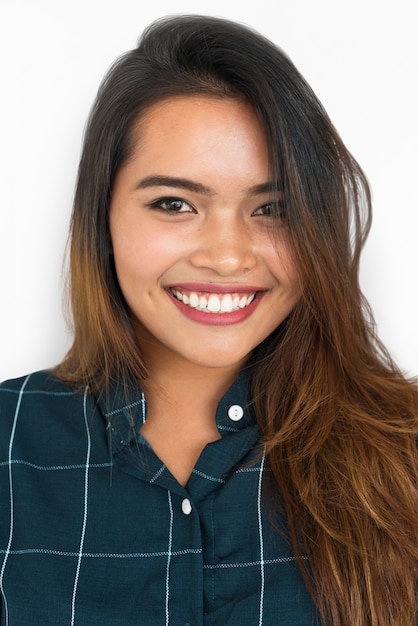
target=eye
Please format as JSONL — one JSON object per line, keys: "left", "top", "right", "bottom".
{"left": 252, "top": 201, "right": 283, "bottom": 218}
{"left": 148, "top": 197, "right": 194, "bottom": 213}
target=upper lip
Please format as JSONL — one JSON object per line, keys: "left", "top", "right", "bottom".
{"left": 167, "top": 282, "right": 267, "bottom": 294}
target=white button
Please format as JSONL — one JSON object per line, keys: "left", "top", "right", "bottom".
{"left": 181, "top": 498, "right": 192, "bottom": 515}
{"left": 228, "top": 404, "right": 244, "bottom": 421}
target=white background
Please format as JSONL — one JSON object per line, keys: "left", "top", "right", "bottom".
{"left": 1, "top": 0, "right": 417, "bottom": 381}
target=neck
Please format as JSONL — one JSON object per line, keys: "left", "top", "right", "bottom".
{"left": 142, "top": 350, "right": 242, "bottom": 417}
{"left": 137, "top": 342, "right": 244, "bottom": 487}
{"left": 137, "top": 328, "right": 246, "bottom": 413}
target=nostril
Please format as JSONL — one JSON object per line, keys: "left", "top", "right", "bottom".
{"left": 188, "top": 240, "right": 257, "bottom": 274}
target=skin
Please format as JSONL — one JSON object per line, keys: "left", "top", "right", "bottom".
{"left": 109, "top": 96, "right": 300, "bottom": 484}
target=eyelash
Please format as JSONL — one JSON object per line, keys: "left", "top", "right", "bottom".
{"left": 147, "top": 197, "right": 194, "bottom": 213}
{"left": 252, "top": 202, "right": 283, "bottom": 217}
{"left": 147, "top": 196, "right": 283, "bottom": 217}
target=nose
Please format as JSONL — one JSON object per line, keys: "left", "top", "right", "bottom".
{"left": 188, "top": 213, "right": 257, "bottom": 276}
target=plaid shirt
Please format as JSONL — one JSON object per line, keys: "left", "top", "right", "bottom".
{"left": 0, "top": 370, "right": 319, "bottom": 625}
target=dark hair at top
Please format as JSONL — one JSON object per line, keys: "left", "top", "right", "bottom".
{"left": 57, "top": 15, "right": 418, "bottom": 625}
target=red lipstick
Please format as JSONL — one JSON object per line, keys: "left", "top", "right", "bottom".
{"left": 166, "top": 286, "right": 265, "bottom": 326}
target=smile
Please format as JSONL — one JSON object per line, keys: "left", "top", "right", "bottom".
{"left": 169, "top": 288, "right": 256, "bottom": 314}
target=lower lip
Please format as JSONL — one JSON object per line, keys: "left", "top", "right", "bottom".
{"left": 167, "top": 291, "right": 264, "bottom": 326}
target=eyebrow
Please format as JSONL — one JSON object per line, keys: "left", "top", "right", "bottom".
{"left": 135, "top": 175, "right": 279, "bottom": 196}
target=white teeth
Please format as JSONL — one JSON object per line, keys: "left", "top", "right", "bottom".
{"left": 171, "top": 289, "right": 256, "bottom": 313}
{"left": 189, "top": 293, "right": 199, "bottom": 308}
{"left": 208, "top": 294, "right": 221, "bottom": 312}
{"left": 220, "top": 294, "right": 232, "bottom": 312}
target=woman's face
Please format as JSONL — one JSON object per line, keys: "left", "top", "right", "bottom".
{"left": 109, "top": 96, "right": 300, "bottom": 375}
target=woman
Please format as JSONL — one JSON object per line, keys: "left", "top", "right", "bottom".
{"left": 1, "top": 15, "right": 417, "bottom": 626}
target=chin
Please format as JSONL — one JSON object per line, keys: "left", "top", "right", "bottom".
{"left": 184, "top": 350, "right": 250, "bottom": 371}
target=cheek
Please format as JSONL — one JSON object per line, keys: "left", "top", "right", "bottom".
{"left": 110, "top": 220, "right": 183, "bottom": 291}
{"left": 110, "top": 220, "right": 145, "bottom": 289}
{"left": 265, "top": 237, "right": 300, "bottom": 290}
{"left": 112, "top": 243, "right": 152, "bottom": 294}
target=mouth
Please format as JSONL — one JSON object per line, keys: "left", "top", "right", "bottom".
{"left": 169, "top": 287, "right": 257, "bottom": 314}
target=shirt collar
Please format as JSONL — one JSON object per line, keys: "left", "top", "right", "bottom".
{"left": 96, "top": 368, "right": 256, "bottom": 454}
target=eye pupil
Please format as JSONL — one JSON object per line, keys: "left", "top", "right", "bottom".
{"left": 168, "top": 199, "right": 183, "bottom": 210}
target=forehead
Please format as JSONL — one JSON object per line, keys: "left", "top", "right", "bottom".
{"left": 125, "top": 95, "right": 270, "bottom": 183}
{"left": 137, "top": 93, "right": 258, "bottom": 127}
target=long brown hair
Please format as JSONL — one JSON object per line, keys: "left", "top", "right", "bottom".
{"left": 57, "top": 16, "right": 418, "bottom": 624}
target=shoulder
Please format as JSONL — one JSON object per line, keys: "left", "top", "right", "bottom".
{"left": 0, "top": 370, "right": 86, "bottom": 438}
{"left": 0, "top": 370, "right": 111, "bottom": 468}
{"left": 0, "top": 369, "right": 80, "bottom": 407}
{"left": 1, "top": 369, "right": 72, "bottom": 392}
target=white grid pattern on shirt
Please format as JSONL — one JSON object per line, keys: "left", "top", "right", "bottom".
{"left": 140, "top": 391, "right": 146, "bottom": 424}
{"left": 191, "top": 469, "right": 225, "bottom": 483}
{"left": 0, "top": 419, "right": 266, "bottom": 567}
{"left": 103, "top": 396, "right": 146, "bottom": 417}
{"left": 0, "top": 381, "right": 277, "bottom": 623}
{"left": 0, "top": 460, "right": 112, "bottom": 471}
{"left": 70, "top": 386, "right": 91, "bottom": 626}
{"left": 165, "top": 491, "right": 173, "bottom": 625}
{"left": 0, "top": 387, "right": 74, "bottom": 396}
{"left": 149, "top": 464, "right": 166, "bottom": 483}
{"left": 203, "top": 555, "right": 300, "bottom": 569}
{"left": 0, "top": 547, "right": 202, "bottom": 559}
{"left": 257, "top": 448, "right": 266, "bottom": 626}
{"left": 0, "top": 373, "right": 30, "bottom": 626}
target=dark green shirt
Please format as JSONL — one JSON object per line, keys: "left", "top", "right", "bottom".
{"left": 0, "top": 370, "right": 319, "bottom": 625}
